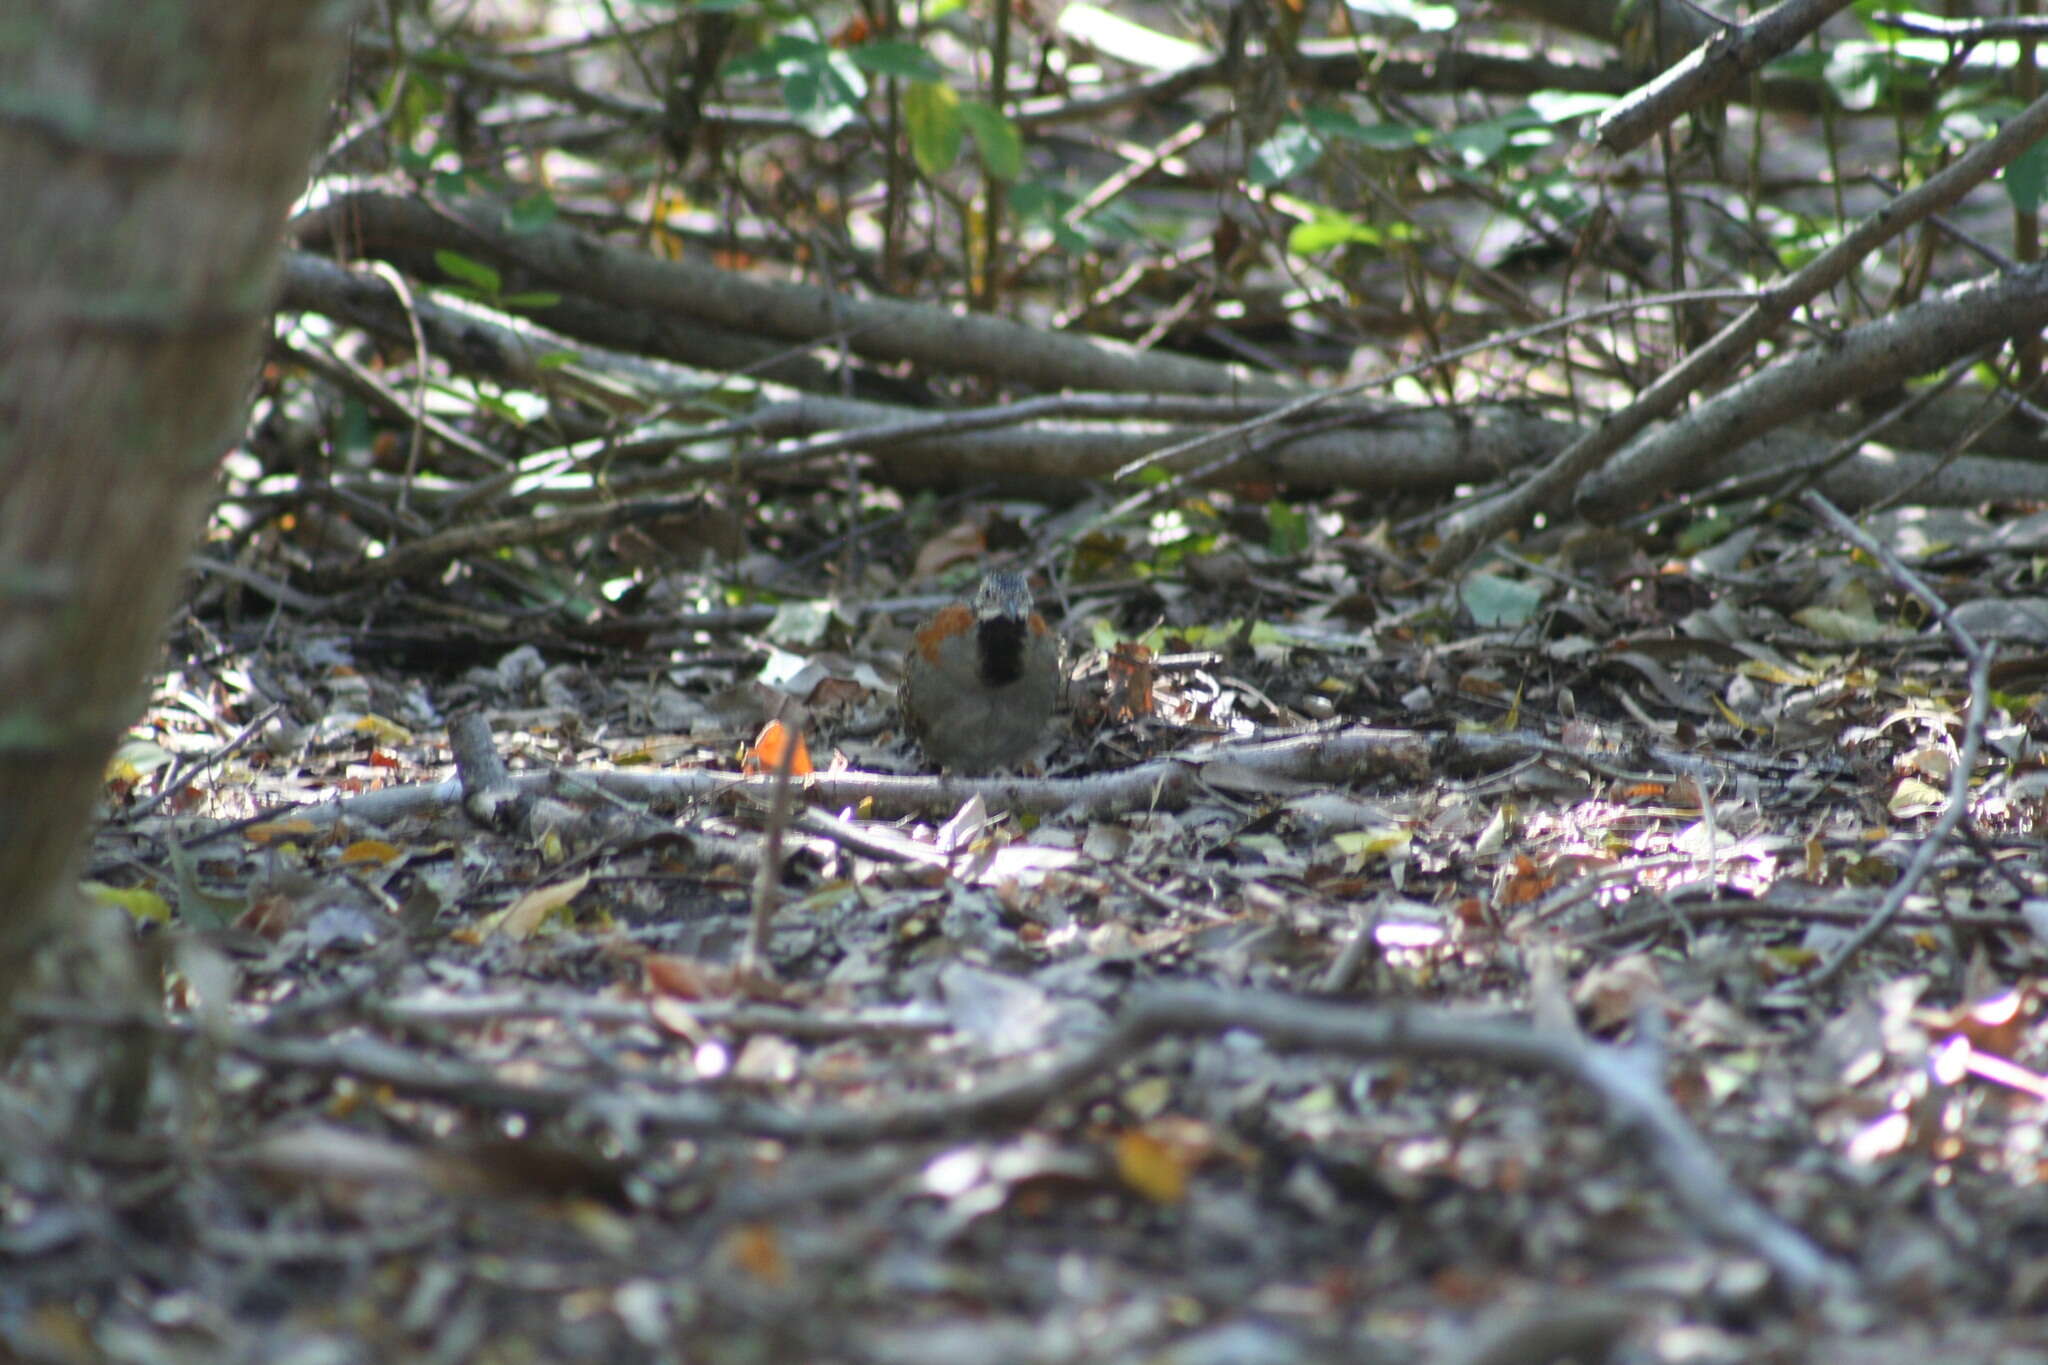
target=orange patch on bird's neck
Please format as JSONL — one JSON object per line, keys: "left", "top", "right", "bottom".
{"left": 914, "top": 604, "right": 976, "bottom": 662}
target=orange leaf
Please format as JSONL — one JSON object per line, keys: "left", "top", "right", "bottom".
{"left": 1107, "top": 641, "right": 1156, "bottom": 720}
{"left": 245, "top": 819, "right": 319, "bottom": 845}
{"left": 744, "top": 719, "right": 813, "bottom": 776}
{"left": 724, "top": 1223, "right": 788, "bottom": 1285}
{"left": 642, "top": 953, "right": 737, "bottom": 1001}
{"left": 1113, "top": 1129, "right": 1189, "bottom": 1205}
{"left": 340, "top": 839, "right": 401, "bottom": 866}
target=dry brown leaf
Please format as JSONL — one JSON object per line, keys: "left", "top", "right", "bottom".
{"left": 1573, "top": 952, "right": 1666, "bottom": 1032}
{"left": 492, "top": 871, "right": 590, "bottom": 940}
{"left": 912, "top": 522, "right": 987, "bottom": 578}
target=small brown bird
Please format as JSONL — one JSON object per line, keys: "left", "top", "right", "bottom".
{"left": 900, "top": 570, "right": 1061, "bottom": 772}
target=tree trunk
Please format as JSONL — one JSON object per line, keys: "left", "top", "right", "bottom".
{"left": 0, "top": 2, "right": 357, "bottom": 1002}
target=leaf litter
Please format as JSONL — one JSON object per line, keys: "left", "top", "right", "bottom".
{"left": 18, "top": 493, "right": 2048, "bottom": 1363}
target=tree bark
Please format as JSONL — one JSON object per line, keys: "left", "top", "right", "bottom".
{"left": 0, "top": 2, "right": 357, "bottom": 1002}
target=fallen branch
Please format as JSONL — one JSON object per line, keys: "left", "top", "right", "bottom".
{"left": 1581, "top": 265, "right": 2048, "bottom": 519}
{"left": 209, "top": 984, "right": 1854, "bottom": 1297}
{"left": 295, "top": 192, "right": 1294, "bottom": 398}
{"left": 216, "top": 722, "right": 1875, "bottom": 835}
{"left": 1429, "top": 90, "right": 2048, "bottom": 570}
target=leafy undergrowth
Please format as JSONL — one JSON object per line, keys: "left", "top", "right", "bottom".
{"left": 12, "top": 494, "right": 2048, "bottom": 1363}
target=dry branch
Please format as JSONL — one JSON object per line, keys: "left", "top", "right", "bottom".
{"left": 215, "top": 723, "right": 1868, "bottom": 841}
{"left": 1581, "top": 264, "right": 2048, "bottom": 518}
{"left": 294, "top": 192, "right": 1294, "bottom": 398}
{"left": 1595, "top": 0, "right": 1857, "bottom": 155}
{"left": 1430, "top": 90, "right": 2048, "bottom": 569}
{"left": 279, "top": 252, "right": 2048, "bottom": 522}
{"left": 205, "top": 984, "right": 1853, "bottom": 1297}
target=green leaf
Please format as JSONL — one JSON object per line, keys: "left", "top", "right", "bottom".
{"left": 1266, "top": 501, "right": 1310, "bottom": 556}
{"left": 505, "top": 191, "right": 558, "bottom": 234}
{"left": 336, "top": 396, "right": 373, "bottom": 456}
{"left": 389, "top": 73, "right": 445, "bottom": 144}
{"left": 472, "top": 390, "right": 528, "bottom": 425}
{"left": 721, "top": 34, "right": 822, "bottom": 80}
{"left": 2006, "top": 133, "right": 2048, "bottom": 214}
{"left": 435, "top": 249, "right": 501, "bottom": 295}
{"left": 1287, "top": 213, "right": 1357, "bottom": 254}
{"left": 82, "top": 880, "right": 172, "bottom": 925}
{"left": 1012, "top": 180, "right": 1096, "bottom": 251}
{"left": 847, "top": 39, "right": 944, "bottom": 82}
{"left": 1440, "top": 108, "right": 1552, "bottom": 167}
{"left": 959, "top": 100, "right": 1024, "bottom": 180}
{"left": 905, "top": 80, "right": 963, "bottom": 176}
{"left": 782, "top": 47, "right": 867, "bottom": 137}
{"left": 1459, "top": 572, "right": 1545, "bottom": 627}
{"left": 1250, "top": 120, "right": 1322, "bottom": 186}
{"left": 1675, "top": 511, "right": 1737, "bottom": 554}
{"left": 166, "top": 839, "right": 238, "bottom": 932}
{"left": 1820, "top": 43, "right": 1896, "bottom": 112}
{"left": 1302, "top": 105, "right": 1429, "bottom": 149}
{"left": 1288, "top": 207, "right": 1404, "bottom": 255}
{"left": 409, "top": 46, "right": 474, "bottom": 71}
{"left": 500, "top": 291, "right": 562, "bottom": 310}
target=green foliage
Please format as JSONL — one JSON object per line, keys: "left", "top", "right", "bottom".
{"left": 1250, "top": 121, "right": 1325, "bottom": 187}
{"left": 723, "top": 35, "right": 868, "bottom": 135}
{"left": 2006, "top": 136, "right": 2048, "bottom": 215}
{"left": 1302, "top": 105, "right": 1431, "bottom": 151}
{"left": 958, "top": 101, "right": 1022, "bottom": 181}
{"left": 1287, "top": 207, "right": 1411, "bottom": 256}
{"left": 1266, "top": 502, "right": 1311, "bottom": 557}
{"left": 434, "top": 249, "right": 500, "bottom": 295}
{"left": 1008, "top": 180, "right": 1094, "bottom": 252}
{"left": 1676, "top": 510, "right": 1738, "bottom": 555}
{"left": 1142, "top": 501, "right": 1224, "bottom": 572}
{"left": 1258, "top": 91, "right": 1599, "bottom": 196}
{"left": 844, "top": 40, "right": 944, "bottom": 82}
{"left": 505, "top": 191, "right": 558, "bottom": 235}
{"left": 1458, "top": 572, "right": 1545, "bottom": 628}
{"left": 905, "top": 80, "right": 962, "bottom": 175}
{"left": 433, "top": 250, "right": 560, "bottom": 312}
{"left": 1438, "top": 107, "right": 1556, "bottom": 170}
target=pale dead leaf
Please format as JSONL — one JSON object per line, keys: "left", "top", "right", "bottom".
{"left": 491, "top": 871, "right": 591, "bottom": 940}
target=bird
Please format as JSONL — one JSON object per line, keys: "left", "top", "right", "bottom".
{"left": 900, "top": 570, "right": 1062, "bottom": 772}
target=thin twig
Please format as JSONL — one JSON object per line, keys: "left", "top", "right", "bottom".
{"left": 743, "top": 723, "right": 802, "bottom": 977}
{"left": 194, "top": 984, "right": 1853, "bottom": 1297}
{"left": 120, "top": 702, "right": 286, "bottom": 825}
{"left": 1801, "top": 490, "right": 1995, "bottom": 988}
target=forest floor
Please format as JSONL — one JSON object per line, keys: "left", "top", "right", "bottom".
{"left": 10, "top": 492, "right": 2048, "bottom": 1364}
